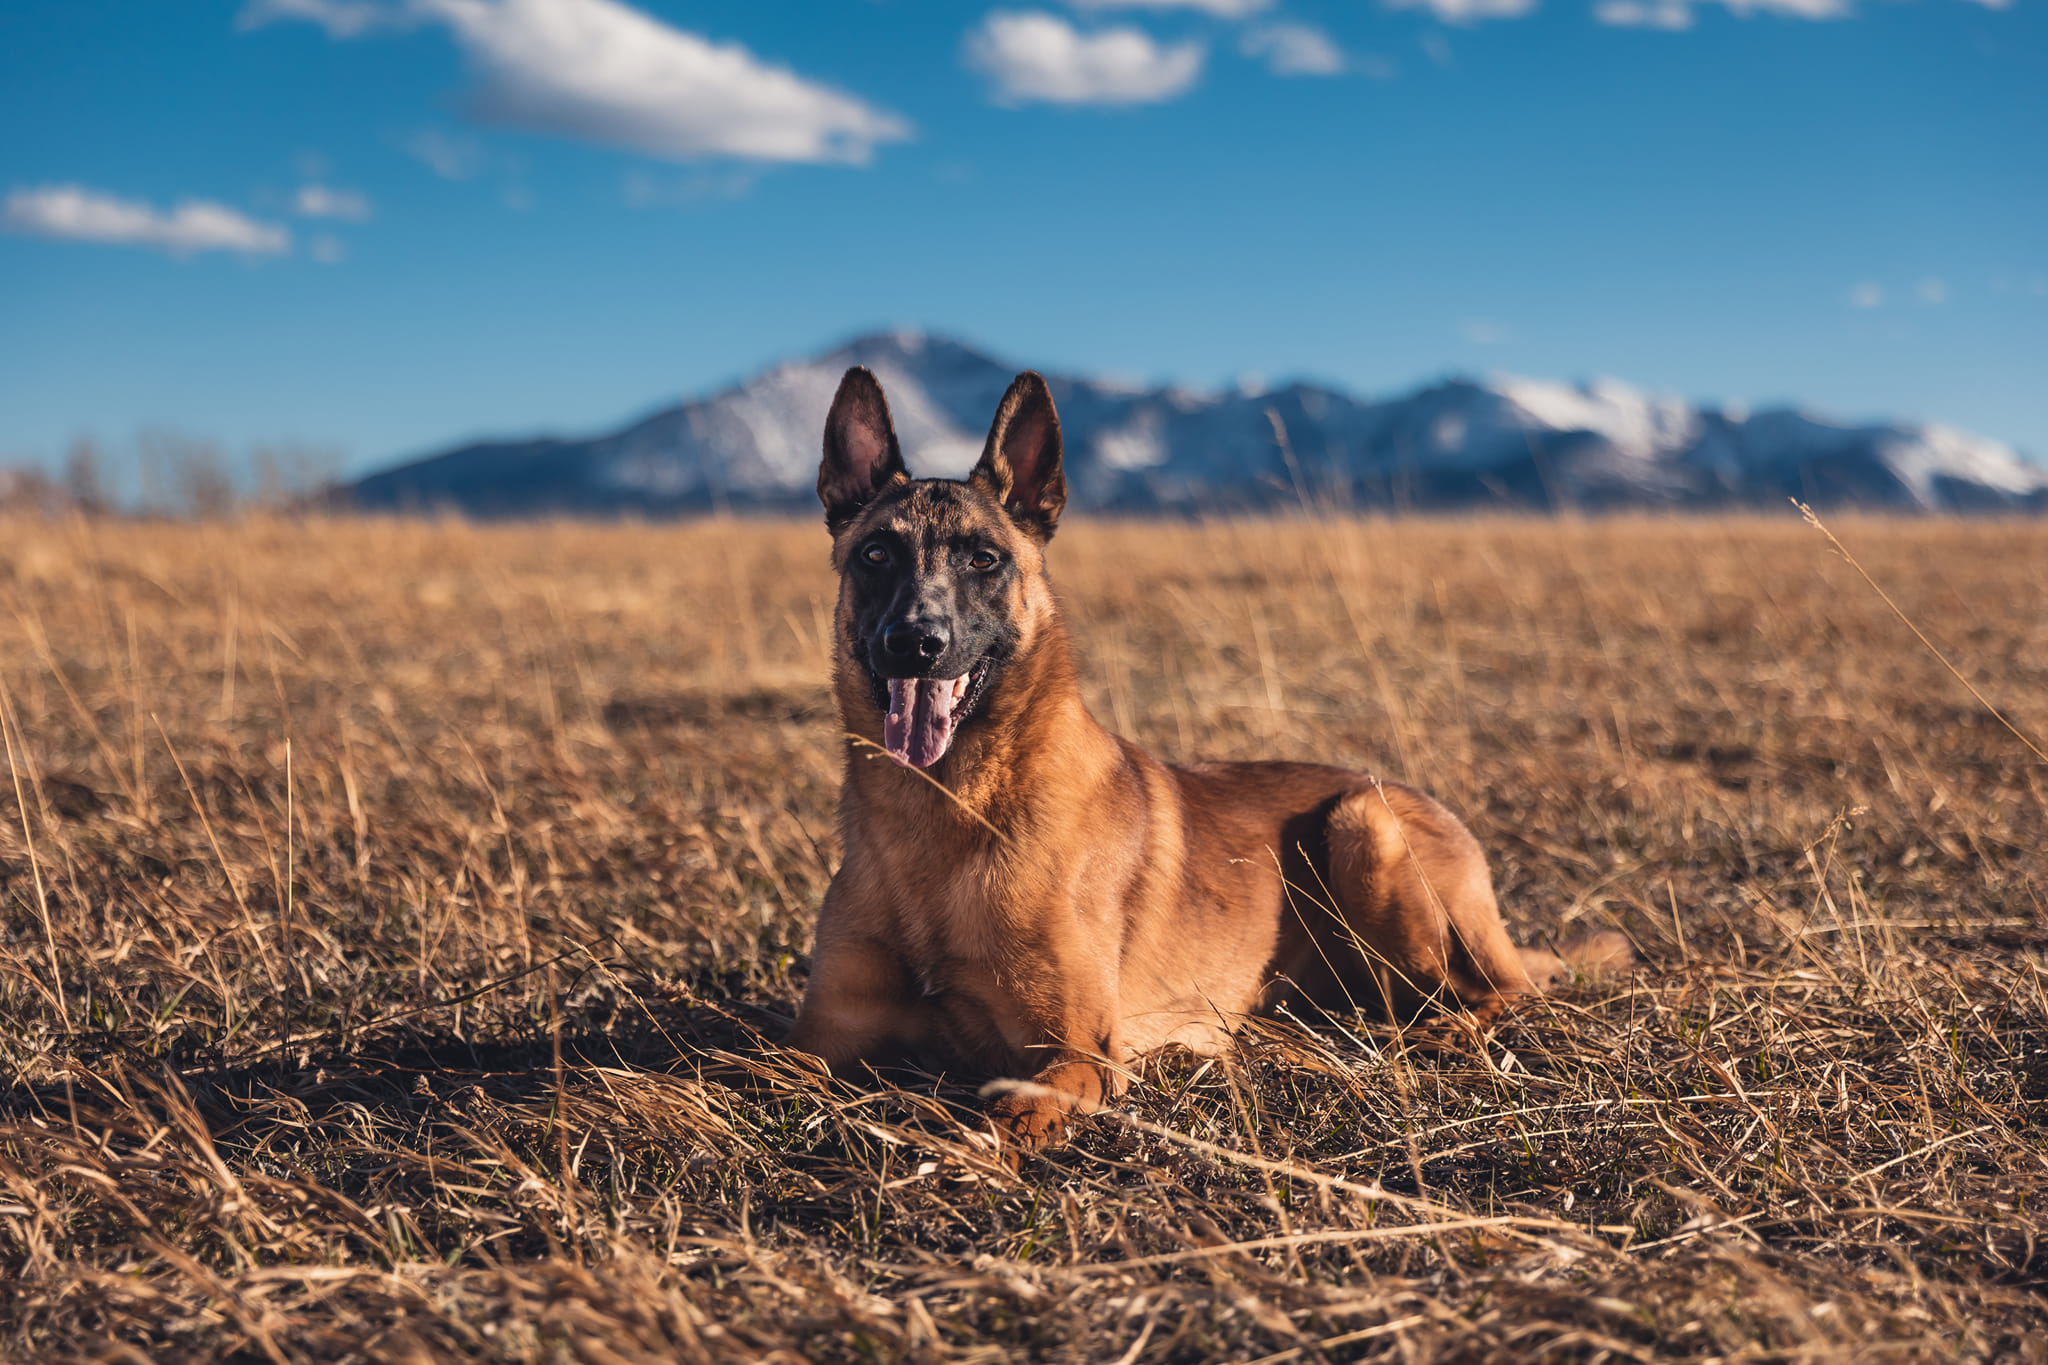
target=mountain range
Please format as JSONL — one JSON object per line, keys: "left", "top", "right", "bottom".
{"left": 345, "top": 332, "right": 2048, "bottom": 516}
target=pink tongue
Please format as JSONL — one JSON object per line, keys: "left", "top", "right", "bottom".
{"left": 883, "top": 675, "right": 969, "bottom": 769}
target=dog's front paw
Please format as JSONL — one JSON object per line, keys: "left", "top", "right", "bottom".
{"left": 987, "top": 1088, "right": 1074, "bottom": 1154}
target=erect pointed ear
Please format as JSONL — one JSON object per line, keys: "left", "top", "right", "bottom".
{"left": 818, "top": 366, "right": 908, "bottom": 532}
{"left": 970, "top": 371, "right": 1067, "bottom": 540}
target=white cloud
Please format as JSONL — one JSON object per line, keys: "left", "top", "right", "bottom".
{"left": 1387, "top": 0, "right": 1538, "bottom": 25}
{"left": 310, "top": 234, "right": 347, "bottom": 263}
{"left": 2, "top": 185, "right": 291, "bottom": 256}
{"left": 425, "top": 0, "right": 908, "bottom": 162}
{"left": 968, "top": 11, "right": 1205, "bottom": 106}
{"left": 1462, "top": 320, "right": 1512, "bottom": 345}
{"left": 1849, "top": 281, "right": 1884, "bottom": 309}
{"left": 294, "top": 184, "right": 373, "bottom": 219}
{"left": 254, "top": 0, "right": 910, "bottom": 165}
{"left": 1239, "top": 23, "right": 1345, "bottom": 76}
{"left": 238, "top": 0, "right": 405, "bottom": 38}
{"left": 1067, "top": 0, "right": 1273, "bottom": 14}
{"left": 1917, "top": 277, "right": 1948, "bottom": 304}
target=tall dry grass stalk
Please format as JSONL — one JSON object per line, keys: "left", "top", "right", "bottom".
{"left": 0, "top": 513, "right": 2043, "bottom": 1362}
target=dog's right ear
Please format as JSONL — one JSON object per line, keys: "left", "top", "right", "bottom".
{"left": 818, "top": 366, "right": 908, "bottom": 533}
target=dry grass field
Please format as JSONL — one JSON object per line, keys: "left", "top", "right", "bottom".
{"left": 1, "top": 513, "right": 2044, "bottom": 1364}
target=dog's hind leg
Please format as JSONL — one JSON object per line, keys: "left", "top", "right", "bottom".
{"left": 1318, "top": 782, "right": 1537, "bottom": 1023}
{"left": 1514, "top": 930, "right": 1637, "bottom": 992}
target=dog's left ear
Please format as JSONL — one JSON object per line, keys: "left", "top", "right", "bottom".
{"left": 971, "top": 371, "right": 1067, "bottom": 541}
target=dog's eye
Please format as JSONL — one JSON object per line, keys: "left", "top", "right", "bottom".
{"left": 861, "top": 543, "right": 889, "bottom": 566}
{"left": 969, "top": 548, "right": 1001, "bottom": 570}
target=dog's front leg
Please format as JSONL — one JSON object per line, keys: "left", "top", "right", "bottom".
{"left": 980, "top": 927, "right": 1125, "bottom": 1152}
{"left": 783, "top": 931, "right": 921, "bottom": 1077}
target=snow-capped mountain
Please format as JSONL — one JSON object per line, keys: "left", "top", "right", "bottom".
{"left": 345, "top": 331, "right": 2048, "bottom": 516}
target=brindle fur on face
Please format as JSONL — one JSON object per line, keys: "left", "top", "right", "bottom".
{"left": 835, "top": 481, "right": 1040, "bottom": 721}
{"left": 817, "top": 366, "right": 1067, "bottom": 770}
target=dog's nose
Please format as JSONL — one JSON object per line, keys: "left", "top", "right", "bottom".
{"left": 882, "top": 622, "right": 947, "bottom": 664}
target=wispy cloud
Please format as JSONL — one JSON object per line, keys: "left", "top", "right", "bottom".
{"left": 407, "top": 127, "right": 489, "bottom": 180}
{"left": 1067, "top": 0, "right": 1273, "bottom": 15}
{"left": 1461, "top": 320, "right": 1512, "bottom": 345}
{"left": 622, "top": 166, "right": 763, "bottom": 208}
{"left": 1739, "top": 0, "right": 1859, "bottom": 12}
{"left": 309, "top": 234, "right": 347, "bottom": 263}
{"left": 3, "top": 184, "right": 291, "bottom": 256}
{"left": 293, "top": 184, "right": 373, "bottom": 220}
{"left": 1917, "top": 277, "right": 1948, "bottom": 304}
{"left": 238, "top": 0, "right": 406, "bottom": 38}
{"left": 250, "top": 0, "right": 911, "bottom": 165}
{"left": 1239, "top": 23, "right": 1346, "bottom": 76}
{"left": 1386, "top": 0, "right": 1539, "bottom": 25}
{"left": 968, "top": 11, "right": 1205, "bottom": 106}
{"left": 1592, "top": 0, "right": 1693, "bottom": 27}
{"left": 1849, "top": 281, "right": 1884, "bottom": 309}
{"left": 1595, "top": 0, "right": 1850, "bottom": 27}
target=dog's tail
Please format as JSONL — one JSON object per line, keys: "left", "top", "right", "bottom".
{"left": 1516, "top": 931, "right": 1635, "bottom": 993}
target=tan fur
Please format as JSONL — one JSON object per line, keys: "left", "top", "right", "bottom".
{"left": 784, "top": 374, "right": 1629, "bottom": 1151}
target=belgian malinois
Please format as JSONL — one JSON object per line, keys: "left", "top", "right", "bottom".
{"left": 784, "top": 366, "right": 1629, "bottom": 1150}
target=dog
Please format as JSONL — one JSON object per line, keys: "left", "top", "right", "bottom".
{"left": 783, "top": 366, "right": 1630, "bottom": 1151}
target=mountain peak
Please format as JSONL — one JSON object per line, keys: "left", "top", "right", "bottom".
{"left": 347, "top": 334, "right": 2047, "bottom": 517}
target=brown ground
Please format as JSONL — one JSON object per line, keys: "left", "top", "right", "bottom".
{"left": 1, "top": 513, "right": 2043, "bottom": 1363}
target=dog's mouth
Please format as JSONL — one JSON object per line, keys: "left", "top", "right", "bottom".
{"left": 869, "top": 657, "right": 996, "bottom": 769}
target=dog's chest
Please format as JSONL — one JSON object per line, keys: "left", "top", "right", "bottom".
{"left": 895, "top": 870, "right": 1022, "bottom": 996}
{"left": 889, "top": 857, "right": 1068, "bottom": 1038}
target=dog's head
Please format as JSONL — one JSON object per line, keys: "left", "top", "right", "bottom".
{"left": 817, "top": 366, "right": 1067, "bottom": 769}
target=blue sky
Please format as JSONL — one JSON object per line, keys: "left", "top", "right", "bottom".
{"left": 2, "top": 0, "right": 2043, "bottom": 482}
